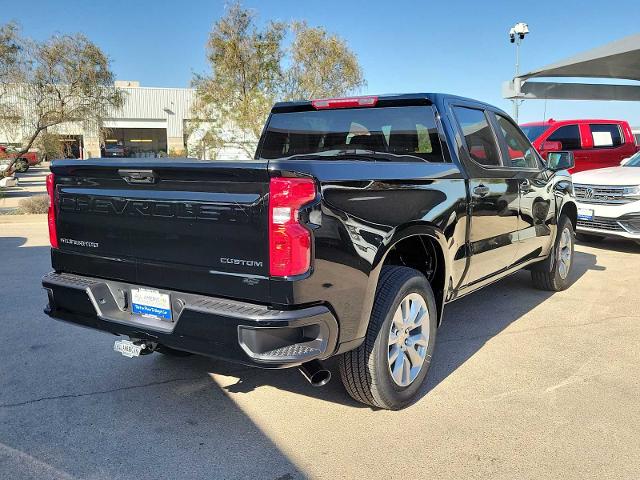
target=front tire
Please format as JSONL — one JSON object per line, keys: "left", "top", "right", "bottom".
{"left": 339, "top": 266, "right": 437, "bottom": 410}
{"left": 531, "top": 215, "right": 575, "bottom": 291}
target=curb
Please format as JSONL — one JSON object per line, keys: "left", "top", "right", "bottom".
{"left": 0, "top": 214, "right": 47, "bottom": 224}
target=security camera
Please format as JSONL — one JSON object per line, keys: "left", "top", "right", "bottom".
{"left": 509, "top": 23, "right": 529, "bottom": 43}
{"left": 513, "top": 22, "right": 529, "bottom": 36}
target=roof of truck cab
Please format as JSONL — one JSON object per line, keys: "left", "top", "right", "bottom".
{"left": 270, "top": 93, "right": 507, "bottom": 115}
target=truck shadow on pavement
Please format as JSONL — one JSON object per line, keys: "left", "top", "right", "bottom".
{"left": 0, "top": 235, "right": 605, "bottom": 478}
{"left": 184, "top": 250, "right": 603, "bottom": 409}
{"left": 422, "top": 251, "right": 602, "bottom": 399}
{"left": 0, "top": 236, "right": 307, "bottom": 480}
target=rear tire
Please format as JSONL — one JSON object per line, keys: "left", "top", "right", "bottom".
{"left": 576, "top": 232, "right": 604, "bottom": 243}
{"left": 531, "top": 215, "right": 575, "bottom": 291}
{"left": 339, "top": 266, "right": 437, "bottom": 410}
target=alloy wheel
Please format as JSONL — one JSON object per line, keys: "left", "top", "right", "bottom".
{"left": 558, "top": 227, "right": 572, "bottom": 280}
{"left": 387, "top": 293, "right": 429, "bottom": 387}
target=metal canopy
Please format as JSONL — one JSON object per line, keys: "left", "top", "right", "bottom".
{"left": 503, "top": 33, "right": 640, "bottom": 101}
{"left": 522, "top": 33, "right": 640, "bottom": 81}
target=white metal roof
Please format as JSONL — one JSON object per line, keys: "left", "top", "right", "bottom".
{"left": 521, "top": 33, "right": 640, "bottom": 81}
{"left": 503, "top": 34, "right": 640, "bottom": 101}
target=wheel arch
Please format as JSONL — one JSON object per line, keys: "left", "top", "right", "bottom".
{"left": 560, "top": 200, "right": 577, "bottom": 231}
{"left": 354, "top": 223, "right": 450, "bottom": 341}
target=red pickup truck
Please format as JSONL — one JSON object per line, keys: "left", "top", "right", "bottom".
{"left": 520, "top": 119, "right": 639, "bottom": 173}
{"left": 0, "top": 145, "right": 39, "bottom": 172}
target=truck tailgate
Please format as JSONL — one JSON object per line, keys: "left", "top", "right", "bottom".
{"left": 50, "top": 159, "right": 271, "bottom": 302}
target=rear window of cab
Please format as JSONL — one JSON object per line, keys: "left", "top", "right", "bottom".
{"left": 259, "top": 106, "right": 446, "bottom": 163}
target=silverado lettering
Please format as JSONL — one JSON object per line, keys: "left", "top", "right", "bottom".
{"left": 43, "top": 93, "right": 578, "bottom": 410}
{"left": 59, "top": 238, "right": 99, "bottom": 248}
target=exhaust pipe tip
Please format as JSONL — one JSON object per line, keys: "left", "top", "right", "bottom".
{"left": 309, "top": 369, "right": 332, "bottom": 387}
{"left": 298, "top": 360, "right": 331, "bottom": 387}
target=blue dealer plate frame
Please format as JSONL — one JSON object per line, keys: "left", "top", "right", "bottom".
{"left": 577, "top": 208, "right": 594, "bottom": 221}
{"left": 131, "top": 288, "right": 172, "bottom": 321}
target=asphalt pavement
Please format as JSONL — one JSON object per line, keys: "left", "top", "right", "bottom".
{"left": 1, "top": 218, "right": 639, "bottom": 479}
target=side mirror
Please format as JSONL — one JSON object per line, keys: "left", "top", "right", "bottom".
{"left": 547, "top": 151, "right": 574, "bottom": 171}
{"left": 541, "top": 140, "right": 562, "bottom": 152}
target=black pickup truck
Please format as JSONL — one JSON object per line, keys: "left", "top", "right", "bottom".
{"left": 43, "top": 94, "right": 577, "bottom": 410}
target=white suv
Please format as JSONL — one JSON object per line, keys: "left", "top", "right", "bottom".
{"left": 572, "top": 152, "right": 640, "bottom": 244}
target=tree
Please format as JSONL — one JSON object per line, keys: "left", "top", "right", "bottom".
{"left": 283, "top": 22, "right": 365, "bottom": 101}
{"left": 190, "top": 3, "right": 366, "bottom": 159}
{"left": 189, "top": 3, "right": 284, "bottom": 158}
{"left": 0, "top": 23, "right": 20, "bottom": 113}
{"left": 0, "top": 24, "right": 124, "bottom": 174}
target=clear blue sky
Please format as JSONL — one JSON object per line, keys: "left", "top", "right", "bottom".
{"left": 4, "top": 0, "right": 640, "bottom": 125}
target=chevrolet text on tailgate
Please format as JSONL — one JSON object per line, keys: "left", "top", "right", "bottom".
{"left": 43, "top": 94, "right": 578, "bottom": 410}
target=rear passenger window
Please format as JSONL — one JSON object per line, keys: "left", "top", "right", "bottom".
{"left": 590, "top": 124, "right": 622, "bottom": 148}
{"left": 453, "top": 107, "right": 500, "bottom": 167}
{"left": 547, "top": 125, "right": 581, "bottom": 150}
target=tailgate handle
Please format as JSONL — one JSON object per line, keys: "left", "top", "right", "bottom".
{"left": 118, "top": 169, "right": 157, "bottom": 184}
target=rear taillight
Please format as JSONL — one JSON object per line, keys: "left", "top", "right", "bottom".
{"left": 46, "top": 173, "right": 58, "bottom": 248}
{"left": 269, "top": 177, "right": 316, "bottom": 277}
{"left": 311, "top": 96, "right": 378, "bottom": 109}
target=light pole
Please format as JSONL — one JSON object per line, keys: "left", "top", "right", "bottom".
{"left": 509, "top": 22, "right": 529, "bottom": 122}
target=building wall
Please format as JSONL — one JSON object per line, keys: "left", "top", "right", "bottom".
{"left": 0, "top": 84, "right": 256, "bottom": 160}
{"left": 107, "top": 86, "right": 194, "bottom": 140}
{"left": 101, "top": 86, "right": 195, "bottom": 157}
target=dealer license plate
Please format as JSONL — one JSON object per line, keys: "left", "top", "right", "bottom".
{"left": 131, "top": 288, "right": 172, "bottom": 321}
{"left": 577, "top": 208, "right": 594, "bottom": 221}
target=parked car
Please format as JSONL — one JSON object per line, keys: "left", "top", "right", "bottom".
{"left": 0, "top": 157, "right": 14, "bottom": 174}
{"left": 0, "top": 158, "right": 19, "bottom": 187}
{"left": 42, "top": 94, "right": 578, "bottom": 410}
{"left": 103, "top": 144, "right": 127, "bottom": 157}
{"left": 0, "top": 145, "right": 39, "bottom": 172}
{"left": 520, "top": 119, "right": 639, "bottom": 173}
{"left": 572, "top": 152, "right": 640, "bottom": 244}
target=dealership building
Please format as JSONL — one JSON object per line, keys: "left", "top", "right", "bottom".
{"left": 104, "top": 81, "right": 193, "bottom": 158}
{"left": 0, "top": 81, "right": 251, "bottom": 160}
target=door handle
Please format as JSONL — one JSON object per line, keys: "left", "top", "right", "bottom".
{"left": 472, "top": 185, "right": 490, "bottom": 197}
